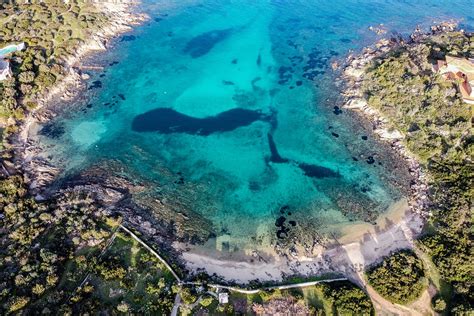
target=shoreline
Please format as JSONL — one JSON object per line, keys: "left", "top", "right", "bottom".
{"left": 21, "top": 3, "right": 147, "bottom": 136}
{"left": 180, "top": 197, "right": 423, "bottom": 284}
{"left": 178, "top": 28, "right": 441, "bottom": 284}
{"left": 13, "top": 9, "right": 436, "bottom": 286}
{"left": 340, "top": 38, "right": 431, "bottom": 221}
{"left": 15, "top": 1, "right": 148, "bottom": 191}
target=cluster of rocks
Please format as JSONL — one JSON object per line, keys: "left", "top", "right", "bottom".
{"left": 368, "top": 24, "right": 388, "bottom": 35}
{"left": 338, "top": 26, "right": 445, "bottom": 219}
{"left": 274, "top": 205, "right": 297, "bottom": 239}
{"left": 12, "top": 1, "right": 150, "bottom": 194}
{"left": 430, "top": 20, "right": 459, "bottom": 34}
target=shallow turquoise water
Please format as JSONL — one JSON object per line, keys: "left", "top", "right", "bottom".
{"left": 36, "top": 1, "right": 474, "bottom": 249}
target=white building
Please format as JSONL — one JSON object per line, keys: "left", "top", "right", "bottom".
{"left": 218, "top": 292, "right": 229, "bottom": 304}
{"left": 0, "top": 59, "right": 12, "bottom": 81}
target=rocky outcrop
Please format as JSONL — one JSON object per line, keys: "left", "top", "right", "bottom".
{"left": 15, "top": 1, "right": 149, "bottom": 194}
{"left": 339, "top": 28, "right": 439, "bottom": 219}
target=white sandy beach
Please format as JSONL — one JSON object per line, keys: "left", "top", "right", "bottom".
{"left": 180, "top": 198, "right": 424, "bottom": 283}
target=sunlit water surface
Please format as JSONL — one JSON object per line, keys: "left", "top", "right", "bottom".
{"left": 34, "top": 0, "right": 474, "bottom": 253}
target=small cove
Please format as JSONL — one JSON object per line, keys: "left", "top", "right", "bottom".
{"left": 28, "top": 0, "right": 474, "bottom": 261}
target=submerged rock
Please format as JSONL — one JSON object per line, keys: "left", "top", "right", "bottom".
{"left": 298, "top": 163, "right": 340, "bottom": 178}
{"left": 88, "top": 80, "right": 102, "bottom": 90}
{"left": 39, "top": 122, "right": 65, "bottom": 139}
{"left": 275, "top": 216, "right": 286, "bottom": 227}
{"left": 132, "top": 107, "right": 272, "bottom": 135}
{"left": 120, "top": 35, "right": 137, "bottom": 42}
{"left": 183, "top": 28, "right": 232, "bottom": 58}
{"left": 333, "top": 106, "right": 343, "bottom": 115}
{"left": 278, "top": 66, "right": 293, "bottom": 85}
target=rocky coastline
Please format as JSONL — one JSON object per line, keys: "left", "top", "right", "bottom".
{"left": 8, "top": 7, "right": 460, "bottom": 288}
{"left": 7, "top": 0, "right": 199, "bottom": 276}
{"left": 338, "top": 22, "right": 462, "bottom": 222}
{"left": 180, "top": 23, "right": 464, "bottom": 284}
{"left": 14, "top": 1, "right": 148, "bottom": 193}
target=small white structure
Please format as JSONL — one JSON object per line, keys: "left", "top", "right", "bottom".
{"left": 218, "top": 292, "right": 229, "bottom": 304}
{"left": 0, "top": 59, "right": 12, "bottom": 81}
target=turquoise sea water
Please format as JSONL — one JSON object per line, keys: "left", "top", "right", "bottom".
{"left": 35, "top": 1, "right": 474, "bottom": 251}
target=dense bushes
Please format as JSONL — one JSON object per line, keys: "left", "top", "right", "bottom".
{"left": 0, "top": 174, "right": 117, "bottom": 313}
{"left": 366, "top": 250, "right": 425, "bottom": 304}
{"left": 320, "top": 281, "right": 374, "bottom": 315}
{"left": 362, "top": 31, "right": 473, "bottom": 311}
{"left": 0, "top": 0, "right": 109, "bottom": 127}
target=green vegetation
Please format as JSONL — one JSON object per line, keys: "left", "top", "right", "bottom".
{"left": 432, "top": 295, "right": 447, "bottom": 313}
{"left": 4, "top": 1, "right": 470, "bottom": 314}
{"left": 189, "top": 281, "right": 373, "bottom": 315}
{"left": 362, "top": 31, "right": 473, "bottom": 311}
{"left": 366, "top": 250, "right": 426, "bottom": 304}
{"left": 0, "top": 175, "right": 114, "bottom": 313}
{"left": 0, "top": 173, "right": 176, "bottom": 314}
{"left": 319, "top": 281, "right": 374, "bottom": 315}
{"left": 65, "top": 232, "right": 176, "bottom": 314}
{"left": 0, "top": 1, "right": 372, "bottom": 314}
{"left": 0, "top": 0, "right": 109, "bottom": 142}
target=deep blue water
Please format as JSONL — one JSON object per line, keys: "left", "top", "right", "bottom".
{"left": 34, "top": 0, "right": 474, "bottom": 252}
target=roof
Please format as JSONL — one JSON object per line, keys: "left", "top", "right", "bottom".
{"left": 460, "top": 81, "right": 474, "bottom": 101}
{"left": 0, "top": 59, "right": 9, "bottom": 71}
{"left": 442, "top": 71, "right": 456, "bottom": 80}
{"left": 446, "top": 56, "right": 474, "bottom": 78}
{"left": 218, "top": 292, "right": 229, "bottom": 304}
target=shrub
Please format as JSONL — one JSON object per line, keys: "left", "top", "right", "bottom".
{"left": 180, "top": 287, "right": 197, "bottom": 305}
{"left": 432, "top": 297, "right": 446, "bottom": 312}
{"left": 366, "top": 250, "right": 425, "bottom": 304}
{"left": 199, "top": 296, "right": 214, "bottom": 307}
{"left": 320, "top": 281, "right": 373, "bottom": 315}
{"left": 8, "top": 296, "right": 29, "bottom": 312}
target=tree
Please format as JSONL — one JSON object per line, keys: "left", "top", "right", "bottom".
{"left": 320, "top": 281, "right": 373, "bottom": 315}
{"left": 432, "top": 297, "right": 446, "bottom": 312}
{"left": 199, "top": 296, "right": 214, "bottom": 307}
{"left": 366, "top": 250, "right": 425, "bottom": 304}
{"left": 18, "top": 71, "right": 35, "bottom": 84}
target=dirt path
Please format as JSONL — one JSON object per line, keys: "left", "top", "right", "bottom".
{"left": 171, "top": 293, "right": 181, "bottom": 316}
{"left": 365, "top": 284, "right": 424, "bottom": 316}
